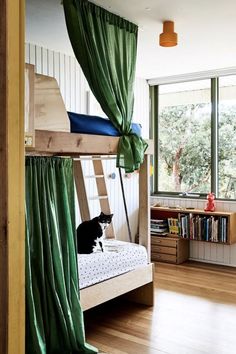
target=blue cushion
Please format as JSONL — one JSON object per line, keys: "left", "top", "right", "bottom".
{"left": 68, "top": 112, "right": 142, "bottom": 137}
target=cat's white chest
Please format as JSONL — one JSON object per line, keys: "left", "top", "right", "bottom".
{"left": 99, "top": 222, "right": 108, "bottom": 236}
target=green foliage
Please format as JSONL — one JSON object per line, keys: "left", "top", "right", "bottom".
{"left": 159, "top": 103, "right": 236, "bottom": 195}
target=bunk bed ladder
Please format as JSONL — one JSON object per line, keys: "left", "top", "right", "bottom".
{"left": 74, "top": 159, "right": 91, "bottom": 222}
{"left": 74, "top": 158, "right": 115, "bottom": 239}
{"left": 92, "top": 157, "right": 115, "bottom": 238}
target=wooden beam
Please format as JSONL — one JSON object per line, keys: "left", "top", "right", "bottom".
{"left": 0, "top": 1, "right": 8, "bottom": 351}
{"left": 0, "top": 0, "right": 25, "bottom": 353}
{"left": 27, "top": 130, "right": 154, "bottom": 156}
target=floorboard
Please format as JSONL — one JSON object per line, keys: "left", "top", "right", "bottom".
{"left": 84, "top": 261, "right": 236, "bottom": 354}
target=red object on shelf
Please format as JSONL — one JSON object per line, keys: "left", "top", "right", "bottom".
{"left": 204, "top": 192, "right": 215, "bottom": 212}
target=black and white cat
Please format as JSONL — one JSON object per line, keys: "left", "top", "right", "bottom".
{"left": 77, "top": 212, "right": 113, "bottom": 254}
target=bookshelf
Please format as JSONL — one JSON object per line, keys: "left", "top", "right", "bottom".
{"left": 151, "top": 205, "right": 236, "bottom": 245}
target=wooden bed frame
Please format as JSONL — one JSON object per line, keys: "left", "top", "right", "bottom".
{"left": 25, "top": 66, "right": 154, "bottom": 311}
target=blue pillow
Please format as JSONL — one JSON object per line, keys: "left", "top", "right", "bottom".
{"left": 68, "top": 112, "right": 141, "bottom": 137}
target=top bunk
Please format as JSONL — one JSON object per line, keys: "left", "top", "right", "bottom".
{"left": 25, "top": 64, "right": 153, "bottom": 157}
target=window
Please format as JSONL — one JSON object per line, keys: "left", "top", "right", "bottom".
{"left": 219, "top": 76, "right": 236, "bottom": 199}
{"left": 152, "top": 75, "right": 236, "bottom": 200}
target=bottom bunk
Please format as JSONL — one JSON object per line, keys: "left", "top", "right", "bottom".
{"left": 78, "top": 239, "right": 154, "bottom": 311}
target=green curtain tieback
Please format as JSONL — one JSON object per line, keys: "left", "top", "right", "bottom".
{"left": 117, "top": 134, "right": 148, "bottom": 173}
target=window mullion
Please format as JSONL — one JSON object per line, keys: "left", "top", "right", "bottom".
{"left": 211, "top": 78, "right": 219, "bottom": 196}
{"left": 149, "top": 86, "right": 159, "bottom": 194}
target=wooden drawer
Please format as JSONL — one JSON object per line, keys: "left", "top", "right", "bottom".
{"left": 151, "top": 253, "right": 177, "bottom": 263}
{"left": 151, "top": 236, "right": 177, "bottom": 248}
{"left": 151, "top": 235, "right": 189, "bottom": 264}
{"left": 152, "top": 245, "right": 177, "bottom": 255}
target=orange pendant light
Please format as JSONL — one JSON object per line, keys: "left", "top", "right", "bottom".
{"left": 159, "top": 21, "right": 178, "bottom": 47}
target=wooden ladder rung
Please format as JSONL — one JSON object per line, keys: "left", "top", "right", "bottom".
{"left": 92, "top": 157, "right": 115, "bottom": 238}
{"left": 89, "top": 195, "right": 108, "bottom": 200}
{"left": 85, "top": 175, "right": 104, "bottom": 179}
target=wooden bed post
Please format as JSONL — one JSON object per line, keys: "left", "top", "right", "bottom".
{"left": 0, "top": 0, "right": 25, "bottom": 353}
{"left": 139, "top": 154, "right": 151, "bottom": 262}
{"left": 123, "top": 154, "right": 154, "bottom": 307}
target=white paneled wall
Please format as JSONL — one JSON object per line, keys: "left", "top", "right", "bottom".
{"left": 25, "top": 43, "right": 89, "bottom": 114}
{"left": 151, "top": 196, "right": 236, "bottom": 266}
{"left": 25, "top": 43, "right": 149, "bottom": 241}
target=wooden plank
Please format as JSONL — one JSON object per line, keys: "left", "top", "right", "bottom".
{"left": 80, "top": 264, "right": 153, "bottom": 311}
{"left": 176, "top": 238, "right": 189, "bottom": 264}
{"left": 93, "top": 158, "right": 115, "bottom": 238}
{"left": 74, "top": 160, "right": 90, "bottom": 222}
{"left": 0, "top": 1, "right": 8, "bottom": 352}
{"left": 0, "top": 0, "right": 25, "bottom": 353}
{"left": 151, "top": 205, "right": 235, "bottom": 217}
{"left": 34, "top": 73, "right": 70, "bottom": 132}
{"left": 229, "top": 213, "right": 236, "bottom": 244}
{"left": 27, "top": 130, "right": 153, "bottom": 156}
{"left": 139, "top": 155, "right": 151, "bottom": 261}
{"left": 8, "top": 0, "right": 25, "bottom": 350}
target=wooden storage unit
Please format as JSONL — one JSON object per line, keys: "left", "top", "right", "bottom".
{"left": 151, "top": 235, "right": 189, "bottom": 264}
{"left": 151, "top": 206, "right": 236, "bottom": 245}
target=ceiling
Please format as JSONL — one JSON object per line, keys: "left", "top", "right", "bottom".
{"left": 26, "top": 0, "right": 236, "bottom": 79}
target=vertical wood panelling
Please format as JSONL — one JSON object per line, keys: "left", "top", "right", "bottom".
{"left": 210, "top": 243, "right": 217, "bottom": 262}
{"left": 42, "top": 47, "right": 48, "bottom": 75}
{"left": 75, "top": 64, "right": 81, "bottom": 113}
{"left": 25, "top": 43, "right": 29, "bottom": 63}
{"left": 35, "top": 45, "right": 42, "bottom": 73}
{"left": 64, "top": 55, "right": 70, "bottom": 110}
{"left": 133, "top": 78, "right": 149, "bottom": 138}
{"left": 152, "top": 196, "right": 236, "bottom": 266}
{"left": 70, "top": 57, "right": 76, "bottom": 112}
{"left": 41, "top": 42, "right": 87, "bottom": 113}
{"left": 53, "top": 51, "right": 60, "bottom": 86}
{"left": 59, "top": 53, "right": 65, "bottom": 101}
{"left": 48, "top": 49, "right": 54, "bottom": 77}
{"left": 29, "top": 43, "right": 36, "bottom": 65}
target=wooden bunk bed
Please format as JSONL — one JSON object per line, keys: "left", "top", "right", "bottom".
{"left": 25, "top": 64, "right": 154, "bottom": 311}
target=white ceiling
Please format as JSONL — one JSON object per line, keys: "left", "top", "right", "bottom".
{"left": 26, "top": 0, "right": 236, "bottom": 79}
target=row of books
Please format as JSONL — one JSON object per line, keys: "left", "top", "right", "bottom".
{"left": 150, "top": 219, "right": 168, "bottom": 235}
{"left": 151, "top": 214, "right": 228, "bottom": 243}
{"left": 178, "top": 214, "right": 228, "bottom": 243}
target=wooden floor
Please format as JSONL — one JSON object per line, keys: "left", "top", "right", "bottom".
{"left": 84, "top": 261, "right": 236, "bottom": 354}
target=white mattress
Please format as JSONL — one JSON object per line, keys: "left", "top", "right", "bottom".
{"left": 78, "top": 239, "right": 148, "bottom": 289}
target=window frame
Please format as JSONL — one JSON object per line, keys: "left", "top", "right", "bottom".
{"left": 151, "top": 75, "right": 236, "bottom": 201}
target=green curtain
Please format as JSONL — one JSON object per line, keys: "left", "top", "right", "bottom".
{"left": 63, "top": 0, "right": 148, "bottom": 173}
{"left": 25, "top": 157, "right": 97, "bottom": 354}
